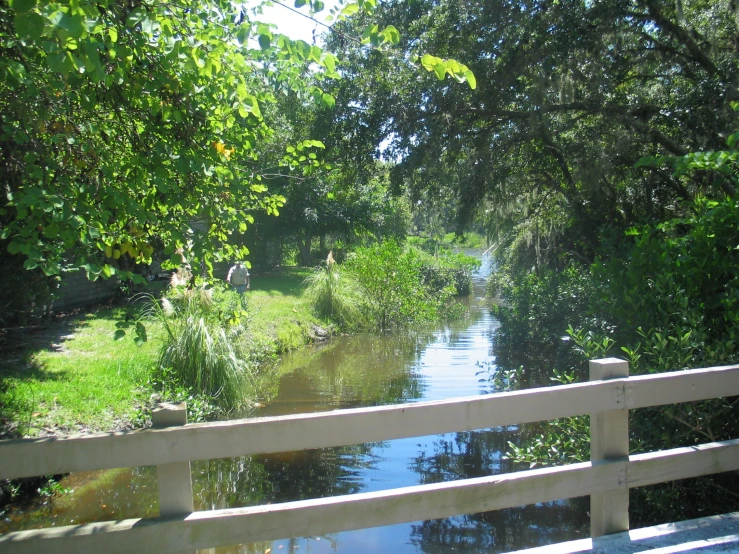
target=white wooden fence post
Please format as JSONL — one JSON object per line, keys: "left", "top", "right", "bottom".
{"left": 152, "top": 402, "right": 194, "bottom": 517}
{"left": 590, "top": 357, "right": 629, "bottom": 538}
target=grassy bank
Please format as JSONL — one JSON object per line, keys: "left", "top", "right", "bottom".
{"left": 0, "top": 267, "right": 322, "bottom": 439}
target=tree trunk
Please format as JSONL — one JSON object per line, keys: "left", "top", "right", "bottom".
{"left": 298, "top": 234, "right": 312, "bottom": 266}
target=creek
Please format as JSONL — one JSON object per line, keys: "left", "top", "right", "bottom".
{"left": 0, "top": 252, "right": 588, "bottom": 552}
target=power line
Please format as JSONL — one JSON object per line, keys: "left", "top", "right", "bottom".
{"left": 268, "top": 0, "right": 364, "bottom": 45}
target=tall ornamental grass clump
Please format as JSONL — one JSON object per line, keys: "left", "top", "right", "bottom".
{"left": 303, "top": 251, "right": 363, "bottom": 329}
{"left": 143, "top": 288, "right": 253, "bottom": 410}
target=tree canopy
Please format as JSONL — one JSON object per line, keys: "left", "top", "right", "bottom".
{"left": 327, "top": 0, "right": 739, "bottom": 267}
{"left": 1, "top": 0, "right": 477, "bottom": 287}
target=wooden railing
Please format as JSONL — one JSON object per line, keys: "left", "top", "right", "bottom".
{"left": 1, "top": 359, "right": 739, "bottom": 554}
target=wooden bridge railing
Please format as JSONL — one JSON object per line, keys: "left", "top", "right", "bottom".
{"left": 1, "top": 358, "right": 739, "bottom": 554}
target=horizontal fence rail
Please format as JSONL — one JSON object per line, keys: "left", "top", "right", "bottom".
{"left": 1, "top": 361, "right": 738, "bottom": 554}
{"left": 2, "top": 363, "right": 738, "bottom": 481}
{"left": 3, "top": 439, "right": 739, "bottom": 554}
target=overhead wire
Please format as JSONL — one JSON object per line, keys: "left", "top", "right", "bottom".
{"left": 266, "top": 0, "right": 364, "bottom": 45}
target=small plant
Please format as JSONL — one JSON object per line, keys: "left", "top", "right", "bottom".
{"left": 38, "top": 476, "right": 71, "bottom": 498}
{"left": 147, "top": 370, "right": 227, "bottom": 423}
{"left": 566, "top": 325, "right": 615, "bottom": 360}
{"left": 476, "top": 358, "right": 590, "bottom": 468}
{"left": 506, "top": 368, "right": 590, "bottom": 467}
{"left": 475, "top": 361, "right": 524, "bottom": 391}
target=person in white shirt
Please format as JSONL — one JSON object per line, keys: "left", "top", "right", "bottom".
{"left": 226, "top": 262, "right": 250, "bottom": 294}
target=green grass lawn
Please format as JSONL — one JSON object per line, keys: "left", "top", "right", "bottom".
{"left": 247, "top": 267, "right": 323, "bottom": 351}
{"left": 0, "top": 267, "right": 323, "bottom": 437}
{"left": 0, "top": 309, "right": 159, "bottom": 436}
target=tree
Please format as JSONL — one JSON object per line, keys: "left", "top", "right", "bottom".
{"left": 0, "top": 0, "right": 403, "bottom": 282}
{"left": 327, "top": 0, "right": 739, "bottom": 267}
{"left": 1, "top": 0, "right": 474, "bottom": 314}
{"left": 240, "top": 85, "right": 411, "bottom": 268}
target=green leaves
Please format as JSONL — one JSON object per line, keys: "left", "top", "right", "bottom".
{"left": 257, "top": 23, "right": 273, "bottom": 50}
{"left": 419, "top": 54, "right": 476, "bottom": 89}
{"left": 381, "top": 25, "right": 400, "bottom": 45}
{"left": 126, "top": 7, "right": 147, "bottom": 28}
{"left": 321, "top": 92, "right": 335, "bottom": 109}
{"left": 47, "top": 51, "right": 77, "bottom": 76}
{"left": 114, "top": 319, "right": 147, "bottom": 345}
{"left": 258, "top": 33, "right": 271, "bottom": 50}
{"left": 2, "top": 0, "right": 474, "bottom": 287}
{"left": 57, "top": 13, "right": 87, "bottom": 38}
{"left": 10, "top": 0, "right": 36, "bottom": 13}
{"left": 14, "top": 11, "right": 45, "bottom": 39}
{"left": 323, "top": 52, "right": 337, "bottom": 73}
{"left": 339, "top": 3, "right": 359, "bottom": 18}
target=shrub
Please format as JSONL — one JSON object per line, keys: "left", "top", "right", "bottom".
{"left": 489, "top": 198, "right": 739, "bottom": 525}
{"left": 345, "top": 241, "right": 437, "bottom": 330}
{"left": 422, "top": 250, "right": 480, "bottom": 296}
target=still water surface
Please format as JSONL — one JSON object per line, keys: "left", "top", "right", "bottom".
{"left": 1, "top": 253, "right": 588, "bottom": 552}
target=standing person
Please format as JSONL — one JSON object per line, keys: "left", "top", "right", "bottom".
{"left": 226, "top": 262, "right": 250, "bottom": 294}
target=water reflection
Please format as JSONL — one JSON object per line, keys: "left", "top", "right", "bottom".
{"left": 411, "top": 500, "right": 589, "bottom": 554}
{"left": 408, "top": 430, "right": 588, "bottom": 553}
{"left": 411, "top": 430, "right": 514, "bottom": 483}
{"left": 265, "top": 332, "right": 430, "bottom": 415}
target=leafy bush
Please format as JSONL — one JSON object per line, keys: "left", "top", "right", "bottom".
{"left": 593, "top": 197, "right": 739, "bottom": 363}
{"left": 417, "top": 250, "right": 480, "bottom": 296}
{"left": 343, "top": 242, "right": 476, "bottom": 330}
{"left": 408, "top": 232, "right": 486, "bottom": 254}
{"left": 344, "top": 242, "right": 441, "bottom": 330}
{"left": 488, "top": 197, "right": 739, "bottom": 525}
{"left": 443, "top": 232, "right": 486, "bottom": 248}
{"left": 489, "top": 265, "right": 594, "bottom": 374}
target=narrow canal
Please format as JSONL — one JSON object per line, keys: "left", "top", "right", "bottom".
{"left": 1, "top": 252, "right": 589, "bottom": 552}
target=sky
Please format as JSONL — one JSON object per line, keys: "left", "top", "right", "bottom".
{"left": 255, "top": 0, "right": 342, "bottom": 45}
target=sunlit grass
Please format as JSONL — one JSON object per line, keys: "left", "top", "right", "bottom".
{"left": 247, "top": 266, "right": 325, "bottom": 351}
{"left": 443, "top": 231, "right": 487, "bottom": 248}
